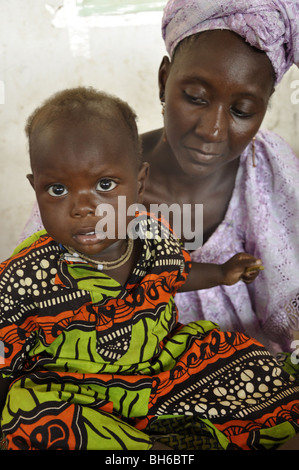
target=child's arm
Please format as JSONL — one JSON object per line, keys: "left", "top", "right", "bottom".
{"left": 179, "top": 253, "right": 263, "bottom": 292}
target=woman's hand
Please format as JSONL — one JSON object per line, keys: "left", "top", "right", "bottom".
{"left": 221, "top": 253, "right": 263, "bottom": 285}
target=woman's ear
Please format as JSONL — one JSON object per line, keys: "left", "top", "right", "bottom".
{"left": 26, "top": 173, "right": 35, "bottom": 189}
{"left": 137, "top": 162, "right": 150, "bottom": 202}
{"left": 158, "top": 56, "right": 171, "bottom": 102}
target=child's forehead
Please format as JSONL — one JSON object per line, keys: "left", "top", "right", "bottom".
{"left": 30, "top": 114, "right": 137, "bottom": 169}
{"left": 43, "top": 107, "right": 124, "bottom": 132}
{"left": 32, "top": 112, "right": 130, "bottom": 147}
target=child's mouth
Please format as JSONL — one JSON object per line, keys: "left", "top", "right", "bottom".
{"left": 73, "top": 229, "right": 99, "bottom": 245}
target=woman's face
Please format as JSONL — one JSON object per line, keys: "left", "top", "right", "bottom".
{"left": 159, "top": 30, "right": 274, "bottom": 178}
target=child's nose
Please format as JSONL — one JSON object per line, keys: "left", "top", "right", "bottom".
{"left": 71, "top": 192, "right": 97, "bottom": 217}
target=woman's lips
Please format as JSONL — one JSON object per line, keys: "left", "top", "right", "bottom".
{"left": 187, "top": 147, "right": 221, "bottom": 165}
{"left": 187, "top": 147, "right": 221, "bottom": 164}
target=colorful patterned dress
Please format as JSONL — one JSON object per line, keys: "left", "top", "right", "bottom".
{"left": 20, "top": 131, "right": 299, "bottom": 355}
{"left": 1, "top": 215, "right": 299, "bottom": 450}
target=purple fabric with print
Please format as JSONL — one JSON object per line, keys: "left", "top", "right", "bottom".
{"left": 162, "top": 0, "right": 299, "bottom": 84}
{"left": 174, "top": 130, "right": 299, "bottom": 355}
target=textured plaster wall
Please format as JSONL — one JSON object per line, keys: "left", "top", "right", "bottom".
{"left": 0, "top": 0, "right": 298, "bottom": 262}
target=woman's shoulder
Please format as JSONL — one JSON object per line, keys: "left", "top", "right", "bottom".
{"left": 237, "top": 130, "right": 299, "bottom": 218}
{"left": 255, "top": 129, "right": 299, "bottom": 171}
{"left": 239, "top": 129, "right": 299, "bottom": 189}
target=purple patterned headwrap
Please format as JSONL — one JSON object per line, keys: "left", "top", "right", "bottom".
{"left": 162, "top": 0, "right": 299, "bottom": 84}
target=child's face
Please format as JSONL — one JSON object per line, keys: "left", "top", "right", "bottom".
{"left": 27, "top": 117, "right": 148, "bottom": 262}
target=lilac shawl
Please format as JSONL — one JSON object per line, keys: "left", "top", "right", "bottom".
{"left": 162, "top": 0, "right": 299, "bottom": 84}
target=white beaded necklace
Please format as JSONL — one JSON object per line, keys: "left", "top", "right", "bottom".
{"left": 64, "top": 238, "right": 134, "bottom": 271}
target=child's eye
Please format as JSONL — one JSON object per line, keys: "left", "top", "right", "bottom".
{"left": 96, "top": 179, "right": 117, "bottom": 192}
{"left": 47, "top": 184, "right": 68, "bottom": 197}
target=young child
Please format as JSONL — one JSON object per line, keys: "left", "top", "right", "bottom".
{"left": 0, "top": 87, "right": 298, "bottom": 451}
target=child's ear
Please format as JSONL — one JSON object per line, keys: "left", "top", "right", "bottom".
{"left": 26, "top": 173, "right": 35, "bottom": 189}
{"left": 137, "top": 162, "right": 149, "bottom": 201}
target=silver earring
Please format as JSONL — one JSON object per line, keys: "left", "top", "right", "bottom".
{"left": 161, "top": 101, "right": 165, "bottom": 116}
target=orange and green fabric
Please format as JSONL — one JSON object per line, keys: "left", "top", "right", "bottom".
{"left": 1, "top": 215, "right": 299, "bottom": 450}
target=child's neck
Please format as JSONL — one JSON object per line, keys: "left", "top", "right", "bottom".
{"left": 101, "top": 238, "right": 142, "bottom": 286}
{"left": 65, "top": 238, "right": 142, "bottom": 287}
{"left": 66, "top": 238, "right": 134, "bottom": 272}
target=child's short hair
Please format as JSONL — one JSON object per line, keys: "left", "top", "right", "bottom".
{"left": 25, "top": 86, "right": 142, "bottom": 164}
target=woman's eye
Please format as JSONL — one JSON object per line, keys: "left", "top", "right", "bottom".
{"left": 96, "top": 179, "right": 117, "bottom": 192}
{"left": 47, "top": 184, "right": 68, "bottom": 197}
{"left": 231, "top": 103, "right": 255, "bottom": 118}
{"left": 184, "top": 89, "right": 207, "bottom": 105}
{"left": 231, "top": 108, "right": 252, "bottom": 118}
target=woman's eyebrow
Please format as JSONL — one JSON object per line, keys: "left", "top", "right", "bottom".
{"left": 180, "top": 75, "right": 265, "bottom": 102}
{"left": 179, "top": 75, "right": 210, "bottom": 86}
{"left": 230, "top": 90, "right": 267, "bottom": 103}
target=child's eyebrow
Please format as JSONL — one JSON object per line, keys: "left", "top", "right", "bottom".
{"left": 36, "top": 165, "right": 124, "bottom": 182}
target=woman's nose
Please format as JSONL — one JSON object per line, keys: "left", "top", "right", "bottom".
{"left": 195, "top": 104, "right": 228, "bottom": 142}
{"left": 70, "top": 191, "right": 97, "bottom": 218}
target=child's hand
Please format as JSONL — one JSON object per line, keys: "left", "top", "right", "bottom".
{"left": 221, "top": 253, "right": 264, "bottom": 286}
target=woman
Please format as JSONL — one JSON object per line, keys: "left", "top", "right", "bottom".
{"left": 19, "top": 0, "right": 299, "bottom": 354}
{"left": 141, "top": 0, "right": 299, "bottom": 355}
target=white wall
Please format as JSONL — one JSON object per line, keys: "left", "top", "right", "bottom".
{"left": 0, "top": 0, "right": 298, "bottom": 262}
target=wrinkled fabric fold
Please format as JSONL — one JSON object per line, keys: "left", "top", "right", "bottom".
{"left": 162, "top": 0, "right": 299, "bottom": 83}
